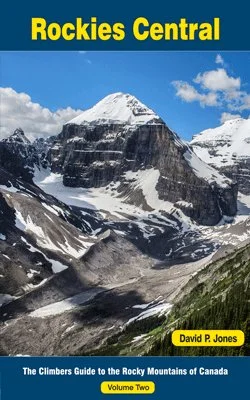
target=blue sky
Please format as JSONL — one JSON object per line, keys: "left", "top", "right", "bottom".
{"left": 1, "top": 51, "right": 250, "bottom": 141}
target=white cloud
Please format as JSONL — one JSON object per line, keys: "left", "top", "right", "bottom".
{"left": 0, "top": 87, "right": 82, "bottom": 141}
{"left": 172, "top": 59, "right": 250, "bottom": 115}
{"left": 239, "top": 94, "right": 250, "bottom": 111}
{"left": 215, "top": 54, "right": 224, "bottom": 65}
{"left": 172, "top": 81, "right": 218, "bottom": 107}
{"left": 194, "top": 68, "right": 241, "bottom": 92}
{"left": 220, "top": 112, "right": 241, "bottom": 124}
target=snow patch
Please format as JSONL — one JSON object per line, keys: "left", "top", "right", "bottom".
{"left": 124, "top": 169, "right": 173, "bottom": 211}
{"left": 0, "top": 294, "right": 17, "bottom": 307}
{"left": 17, "top": 209, "right": 91, "bottom": 259}
{"left": 184, "top": 149, "right": 231, "bottom": 188}
{"left": 21, "top": 236, "right": 68, "bottom": 274}
{"left": 29, "top": 288, "right": 105, "bottom": 318}
{"left": 41, "top": 203, "right": 59, "bottom": 216}
{"left": 126, "top": 302, "right": 172, "bottom": 325}
{"left": 0, "top": 183, "right": 18, "bottom": 193}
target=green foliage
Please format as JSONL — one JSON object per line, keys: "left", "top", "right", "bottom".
{"left": 147, "top": 244, "right": 250, "bottom": 356}
{"left": 148, "top": 281, "right": 250, "bottom": 356}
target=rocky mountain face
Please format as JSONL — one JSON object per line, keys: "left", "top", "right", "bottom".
{"left": 191, "top": 118, "right": 250, "bottom": 195}
{"left": 33, "top": 136, "right": 54, "bottom": 168}
{"left": 49, "top": 93, "right": 237, "bottom": 225}
{"left": 0, "top": 129, "right": 52, "bottom": 183}
{"left": 0, "top": 128, "right": 36, "bottom": 183}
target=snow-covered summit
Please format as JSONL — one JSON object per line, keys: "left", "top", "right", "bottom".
{"left": 67, "top": 92, "right": 162, "bottom": 126}
{"left": 191, "top": 118, "right": 250, "bottom": 167}
{"left": 3, "top": 128, "right": 31, "bottom": 145}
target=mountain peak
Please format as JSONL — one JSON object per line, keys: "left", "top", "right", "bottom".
{"left": 4, "top": 128, "right": 31, "bottom": 145}
{"left": 191, "top": 117, "right": 250, "bottom": 145}
{"left": 67, "top": 92, "right": 162, "bottom": 126}
{"left": 191, "top": 117, "right": 250, "bottom": 194}
{"left": 14, "top": 127, "right": 25, "bottom": 136}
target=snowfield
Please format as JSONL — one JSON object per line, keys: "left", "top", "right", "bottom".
{"left": 34, "top": 168, "right": 175, "bottom": 219}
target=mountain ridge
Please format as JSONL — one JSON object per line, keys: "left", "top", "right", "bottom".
{"left": 191, "top": 117, "right": 250, "bottom": 194}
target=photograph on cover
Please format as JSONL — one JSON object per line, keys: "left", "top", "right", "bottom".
{"left": 0, "top": 51, "right": 249, "bottom": 356}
